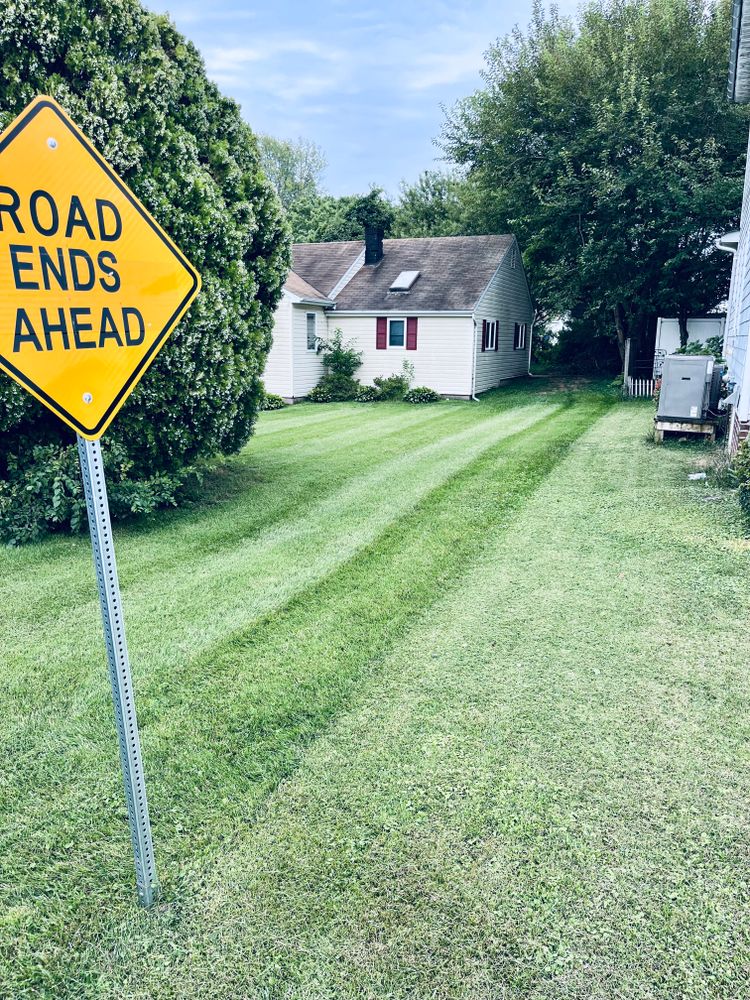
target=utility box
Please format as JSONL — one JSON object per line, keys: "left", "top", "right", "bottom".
{"left": 657, "top": 355, "right": 719, "bottom": 422}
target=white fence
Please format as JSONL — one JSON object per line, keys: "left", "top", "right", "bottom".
{"left": 626, "top": 377, "right": 655, "bottom": 398}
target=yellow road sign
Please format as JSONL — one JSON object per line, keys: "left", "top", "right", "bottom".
{"left": 0, "top": 96, "right": 200, "bottom": 439}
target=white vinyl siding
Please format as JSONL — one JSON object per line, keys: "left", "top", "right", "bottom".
{"left": 725, "top": 127, "right": 750, "bottom": 423}
{"left": 332, "top": 314, "right": 474, "bottom": 397}
{"left": 263, "top": 291, "right": 294, "bottom": 398}
{"left": 473, "top": 240, "right": 533, "bottom": 393}
{"left": 292, "top": 305, "right": 325, "bottom": 397}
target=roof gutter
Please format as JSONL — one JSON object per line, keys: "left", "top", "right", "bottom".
{"left": 329, "top": 309, "right": 474, "bottom": 316}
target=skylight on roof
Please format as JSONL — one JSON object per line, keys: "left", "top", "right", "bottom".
{"left": 389, "top": 270, "right": 420, "bottom": 292}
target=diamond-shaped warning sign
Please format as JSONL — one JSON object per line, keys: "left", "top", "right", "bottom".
{"left": 0, "top": 96, "right": 200, "bottom": 439}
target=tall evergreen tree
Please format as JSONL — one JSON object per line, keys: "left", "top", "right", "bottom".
{"left": 0, "top": 0, "right": 289, "bottom": 541}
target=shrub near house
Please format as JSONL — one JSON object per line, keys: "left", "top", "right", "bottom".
{"left": 307, "top": 330, "right": 363, "bottom": 401}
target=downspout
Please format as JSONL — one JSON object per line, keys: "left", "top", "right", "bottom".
{"left": 471, "top": 316, "right": 479, "bottom": 401}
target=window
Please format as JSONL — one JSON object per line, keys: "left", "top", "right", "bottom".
{"left": 486, "top": 321, "right": 498, "bottom": 351}
{"left": 482, "top": 320, "right": 499, "bottom": 351}
{"left": 306, "top": 312, "right": 317, "bottom": 351}
{"left": 388, "top": 318, "right": 405, "bottom": 347}
{"left": 514, "top": 322, "right": 527, "bottom": 350}
{"left": 389, "top": 270, "right": 420, "bottom": 291}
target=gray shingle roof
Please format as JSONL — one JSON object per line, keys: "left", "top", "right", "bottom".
{"left": 291, "top": 241, "right": 364, "bottom": 297}
{"left": 284, "top": 270, "right": 331, "bottom": 302}
{"left": 291, "top": 235, "right": 515, "bottom": 313}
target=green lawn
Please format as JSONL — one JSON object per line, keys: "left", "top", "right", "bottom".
{"left": 2, "top": 381, "right": 750, "bottom": 998}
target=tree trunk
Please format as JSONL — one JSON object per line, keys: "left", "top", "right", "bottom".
{"left": 678, "top": 306, "right": 689, "bottom": 348}
{"left": 613, "top": 303, "right": 627, "bottom": 362}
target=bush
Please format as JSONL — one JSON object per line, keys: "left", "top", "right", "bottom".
{"left": 0, "top": 439, "right": 207, "bottom": 546}
{"left": 404, "top": 386, "right": 441, "bottom": 404}
{"left": 372, "top": 361, "right": 415, "bottom": 401}
{"left": 355, "top": 385, "right": 379, "bottom": 402}
{"left": 372, "top": 374, "right": 410, "bottom": 400}
{"left": 0, "top": 0, "right": 289, "bottom": 543}
{"left": 316, "top": 329, "right": 362, "bottom": 378}
{"left": 260, "top": 392, "right": 287, "bottom": 411}
{"left": 308, "top": 373, "right": 360, "bottom": 402}
{"left": 676, "top": 336, "right": 725, "bottom": 362}
{"left": 309, "top": 328, "right": 363, "bottom": 401}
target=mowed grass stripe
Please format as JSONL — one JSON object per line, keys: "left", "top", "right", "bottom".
{"left": 3, "top": 392, "right": 607, "bottom": 998}
{"left": 0, "top": 399, "right": 520, "bottom": 638}
{"left": 100, "top": 402, "right": 750, "bottom": 1000}
{"left": 0, "top": 402, "right": 556, "bottom": 693}
{"left": 0, "top": 400, "right": 562, "bottom": 865}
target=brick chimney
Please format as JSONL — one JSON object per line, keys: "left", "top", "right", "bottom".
{"left": 364, "top": 224, "right": 384, "bottom": 266}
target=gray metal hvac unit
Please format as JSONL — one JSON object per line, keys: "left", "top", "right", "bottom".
{"left": 656, "top": 356, "right": 721, "bottom": 422}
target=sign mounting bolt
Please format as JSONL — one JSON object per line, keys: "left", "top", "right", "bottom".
{"left": 47, "top": 137, "right": 58, "bottom": 149}
{"left": 83, "top": 392, "right": 93, "bottom": 404}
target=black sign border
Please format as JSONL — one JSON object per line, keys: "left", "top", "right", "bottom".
{"left": 0, "top": 98, "right": 200, "bottom": 437}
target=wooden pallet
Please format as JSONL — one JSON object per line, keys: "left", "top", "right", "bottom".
{"left": 654, "top": 418, "right": 720, "bottom": 443}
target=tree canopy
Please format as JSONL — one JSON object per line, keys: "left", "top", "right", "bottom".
{"left": 442, "top": 0, "right": 749, "bottom": 358}
{"left": 256, "top": 134, "right": 326, "bottom": 211}
{"left": 287, "top": 187, "right": 395, "bottom": 243}
{"left": 0, "top": 0, "right": 289, "bottom": 542}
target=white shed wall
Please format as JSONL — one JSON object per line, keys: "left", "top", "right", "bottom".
{"left": 331, "top": 314, "right": 474, "bottom": 397}
{"left": 472, "top": 243, "right": 533, "bottom": 393}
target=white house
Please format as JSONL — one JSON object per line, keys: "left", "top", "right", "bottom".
{"left": 722, "top": 0, "right": 750, "bottom": 451}
{"left": 263, "top": 229, "right": 534, "bottom": 401}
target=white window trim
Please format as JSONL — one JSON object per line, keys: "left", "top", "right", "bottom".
{"left": 306, "top": 312, "right": 317, "bottom": 351}
{"left": 514, "top": 322, "right": 527, "bottom": 351}
{"left": 388, "top": 316, "right": 407, "bottom": 349}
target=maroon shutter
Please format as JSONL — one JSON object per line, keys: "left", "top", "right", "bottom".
{"left": 481, "top": 319, "right": 487, "bottom": 352}
{"left": 406, "top": 317, "right": 418, "bottom": 350}
{"left": 494, "top": 320, "right": 499, "bottom": 352}
{"left": 376, "top": 316, "right": 387, "bottom": 349}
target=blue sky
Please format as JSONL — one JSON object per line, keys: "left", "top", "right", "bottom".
{"left": 146, "top": 1, "right": 577, "bottom": 196}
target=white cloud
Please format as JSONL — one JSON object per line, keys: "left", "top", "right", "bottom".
{"left": 402, "top": 41, "right": 487, "bottom": 91}
{"left": 204, "top": 38, "right": 349, "bottom": 92}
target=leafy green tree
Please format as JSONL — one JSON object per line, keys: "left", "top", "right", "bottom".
{"left": 256, "top": 134, "right": 326, "bottom": 210}
{"left": 392, "top": 170, "right": 471, "bottom": 237}
{"left": 288, "top": 188, "right": 394, "bottom": 243}
{"left": 0, "top": 0, "right": 289, "bottom": 541}
{"left": 442, "top": 0, "right": 749, "bottom": 360}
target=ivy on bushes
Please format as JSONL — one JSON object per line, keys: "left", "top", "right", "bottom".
{"left": 0, "top": 0, "right": 289, "bottom": 543}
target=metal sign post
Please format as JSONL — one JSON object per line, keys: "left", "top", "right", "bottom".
{"left": 77, "top": 435, "right": 159, "bottom": 908}
{"left": 0, "top": 95, "right": 199, "bottom": 906}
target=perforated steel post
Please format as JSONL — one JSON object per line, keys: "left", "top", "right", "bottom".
{"left": 77, "top": 435, "right": 159, "bottom": 908}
